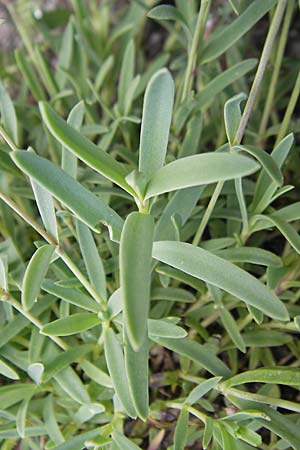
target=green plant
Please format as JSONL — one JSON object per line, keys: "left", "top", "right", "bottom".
{"left": 0, "top": 1, "right": 300, "bottom": 449}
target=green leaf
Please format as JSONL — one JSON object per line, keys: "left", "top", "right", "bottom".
{"left": 0, "top": 255, "right": 8, "bottom": 290}
{"left": 120, "top": 212, "right": 154, "bottom": 351}
{"left": 103, "top": 328, "right": 136, "bottom": 418}
{"left": 235, "top": 145, "right": 283, "bottom": 186}
{"left": 11, "top": 150, "right": 124, "bottom": 241}
{"left": 54, "top": 366, "right": 90, "bottom": 404}
{"left": 43, "top": 395, "right": 64, "bottom": 446}
{"left": 186, "top": 377, "right": 222, "bottom": 405}
{"left": 39, "top": 102, "right": 134, "bottom": 194}
{"left": 53, "top": 429, "right": 102, "bottom": 450}
{"left": 28, "top": 363, "right": 44, "bottom": 384}
{"left": 145, "top": 153, "right": 259, "bottom": 199}
{"left": 0, "top": 80, "right": 18, "bottom": 145}
{"left": 112, "top": 431, "right": 141, "bottom": 450}
{"left": 118, "top": 40, "right": 135, "bottom": 114}
{"left": 224, "top": 367, "right": 300, "bottom": 388}
{"left": 252, "top": 134, "right": 294, "bottom": 213}
{"left": 174, "top": 407, "right": 189, "bottom": 450}
{"left": 0, "top": 384, "right": 36, "bottom": 409}
{"left": 31, "top": 178, "right": 58, "bottom": 241}
{"left": 74, "top": 403, "right": 105, "bottom": 424}
{"left": 22, "top": 245, "right": 55, "bottom": 311}
{"left": 42, "top": 280, "right": 100, "bottom": 313}
{"left": 16, "top": 399, "right": 30, "bottom": 439}
{"left": 151, "top": 335, "right": 231, "bottom": 377}
{"left": 218, "top": 307, "right": 246, "bottom": 353}
{"left": 125, "top": 333, "right": 149, "bottom": 421}
{"left": 139, "top": 69, "right": 174, "bottom": 179}
{"left": 41, "top": 313, "right": 100, "bottom": 336}
{"left": 0, "top": 358, "right": 19, "bottom": 380}
{"left": 151, "top": 287, "right": 195, "bottom": 303}
{"left": 61, "top": 101, "right": 85, "bottom": 179}
{"left": 203, "top": 417, "right": 214, "bottom": 449}
{"left": 219, "top": 423, "right": 237, "bottom": 450}
{"left": 215, "top": 247, "right": 282, "bottom": 267}
{"left": 15, "top": 49, "right": 46, "bottom": 101}
{"left": 76, "top": 221, "right": 107, "bottom": 301}
{"left": 148, "top": 319, "right": 187, "bottom": 339}
{"left": 152, "top": 241, "right": 289, "bottom": 321}
{"left": 200, "top": 0, "right": 278, "bottom": 63}
{"left": 80, "top": 360, "right": 112, "bottom": 388}
{"left": 42, "top": 344, "right": 93, "bottom": 382}
{"left": 147, "top": 5, "right": 190, "bottom": 40}
{"left": 224, "top": 93, "right": 246, "bottom": 146}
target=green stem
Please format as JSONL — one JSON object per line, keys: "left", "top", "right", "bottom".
{"left": 0, "top": 125, "right": 19, "bottom": 152}
{"left": 192, "top": 0, "right": 287, "bottom": 244}
{"left": 181, "top": 0, "right": 211, "bottom": 102}
{"left": 275, "top": 69, "right": 300, "bottom": 145}
{"left": 258, "top": 0, "right": 295, "bottom": 141}
{"left": 1, "top": 293, "right": 68, "bottom": 351}
{"left": 222, "top": 386, "right": 300, "bottom": 413}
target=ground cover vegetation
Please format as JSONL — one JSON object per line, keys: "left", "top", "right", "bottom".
{"left": 0, "top": 0, "right": 300, "bottom": 448}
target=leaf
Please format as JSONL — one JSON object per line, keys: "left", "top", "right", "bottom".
{"left": 151, "top": 335, "right": 231, "bottom": 377}
{"left": 224, "top": 367, "right": 300, "bottom": 388}
{"left": 145, "top": 153, "right": 259, "bottom": 199}
{"left": 16, "top": 399, "right": 29, "bottom": 439}
{"left": 218, "top": 307, "right": 246, "bottom": 353}
{"left": 112, "top": 431, "right": 141, "bottom": 450}
{"left": 28, "top": 363, "right": 44, "bottom": 384}
{"left": 224, "top": 93, "right": 247, "bottom": 146}
{"left": 174, "top": 407, "right": 189, "bottom": 450}
{"left": 42, "top": 280, "right": 100, "bottom": 313}
{"left": 125, "top": 333, "right": 149, "bottom": 421}
{"left": 253, "top": 214, "right": 300, "bottom": 255}
{"left": 228, "top": 0, "right": 241, "bottom": 15}
{"left": 80, "top": 360, "right": 112, "bottom": 388}
{"left": 120, "top": 212, "right": 154, "bottom": 351}
{"left": 148, "top": 319, "right": 187, "bottom": 339}
{"left": 0, "top": 384, "right": 36, "bottom": 409}
{"left": 43, "top": 395, "right": 64, "bottom": 446}
{"left": 152, "top": 241, "right": 289, "bottom": 321}
{"left": 186, "top": 377, "right": 222, "bottom": 405}
{"left": 61, "top": 101, "right": 85, "bottom": 179}
{"left": 147, "top": 5, "right": 190, "bottom": 40}
{"left": 215, "top": 247, "right": 282, "bottom": 267}
{"left": 15, "top": 49, "right": 46, "bottom": 101}
{"left": 103, "top": 328, "right": 136, "bottom": 418}
{"left": 74, "top": 403, "right": 105, "bottom": 424}
{"left": 11, "top": 150, "right": 124, "bottom": 241}
{"left": 31, "top": 179, "right": 58, "bottom": 241}
{"left": 53, "top": 429, "right": 103, "bottom": 450}
{"left": 219, "top": 423, "right": 237, "bottom": 450}
{"left": 41, "top": 313, "right": 100, "bottom": 336}
{"left": 252, "top": 134, "right": 294, "bottom": 213}
{"left": 0, "top": 255, "right": 8, "bottom": 290}
{"left": 194, "top": 59, "right": 257, "bottom": 113}
{"left": 235, "top": 145, "right": 283, "bottom": 186}
{"left": 42, "top": 344, "right": 93, "bottom": 382}
{"left": 203, "top": 417, "right": 214, "bottom": 449}
{"left": 76, "top": 221, "right": 107, "bottom": 301}
{"left": 118, "top": 40, "right": 135, "bottom": 114}
{"left": 22, "top": 245, "right": 55, "bottom": 311}
{"left": 0, "top": 358, "right": 19, "bottom": 380}
{"left": 0, "top": 80, "right": 18, "bottom": 145}
{"left": 139, "top": 69, "right": 174, "bottom": 179}
{"left": 151, "top": 287, "right": 195, "bottom": 303}
{"left": 200, "top": 0, "right": 278, "bottom": 63}
{"left": 39, "top": 102, "right": 134, "bottom": 194}
{"left": 54, "top": 366, "right": 90, "bottom": 404}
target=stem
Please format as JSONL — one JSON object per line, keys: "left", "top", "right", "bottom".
{"left": 258, "top": 0, "right": 295, "bottom": 140}
{"left": 1, "top": 293, "right": 68, "bottom": 351}
{"left": 275, "top": 69, "right": 300, "bottom": 145}
{"left": 234, "top": 0, "right": 288, "bottom": 146}
{"left": 0, "top": 125, "right": 18, "bottom": 152}
{"left": 0, "top": 192, "right": 58, "bottom": 245}
{"left": 222, "top": 386, "right": 300, "bottom": 413}
{"left": 181, "top": 0, "right": 211, "bottom": 102}
{"left": 192, "top": 180, "right": 223, "bottom": 245}
{"left": 192, "top": 0, "right": 287, "bottom": 244}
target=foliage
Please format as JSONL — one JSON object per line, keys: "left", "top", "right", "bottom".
{"left": 0, "top": 0, "right": 300, "bottom": 449}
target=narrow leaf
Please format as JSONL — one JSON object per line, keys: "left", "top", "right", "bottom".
{"left": 145, "top": 153, "right": 259, "bottom": 199}
{"left": 43, "top": 395, "right": 64, "bottom": 445}
{"left": 215, "top": 247, "right": 282, "bottom": 267}
{"left": 219, "top": 307, "right": 246, "bottom": 353}
{"left": 0, "top": 80, "right": 18, "bottom": 145}
{"left": 152, "top": 241, "right": 289, "bottom": 321}
{"left": 186, "top": 377, "right": 222, "bottom": 405}
{"left": 174, "top": 408, "right": 189, "bottom": 450}
{"left": 39, "top": 102, "right": 134, "bottom": 194}
{"left": 22, "top": 245, "right": 55, "bottom": 311}
{"left": 120, "top": 212, "right": 154, "bottom": 351}
{"left": 103, "top": 328, "right": 136, "bottom": 418}
{"left": 200, "top": 0, "right": 278, "bottom": 63}
{"left": 61, "top": 101, "right": 85, "bottom": 178}
{"left": 118, "top": 40, "right": 135, "bottom": 114}
{"left": 225, "top": 367, "right": 300, "bottom": 388}
{"left": 148, "top": 319, "right": 187, "bottom": 339}
{"left": 0, "top": 358, "right": 19, "bottom": 380}
{"left": 224, "top": 93, "right": 247, "bottom": 146}
{"left": 112, "top": 431, "right": 141, "bottom": 450}
{"left": 31, "top": 178, "right": 58, "bottom": 241}
{"left": 41, "top": 313, "right": 100, "bottom": 336}
{"left": 11, "top": 150, "right": 124, "bottom": 241}
{"left": 139, "top": 69, "right": 174, "bottom": 179}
